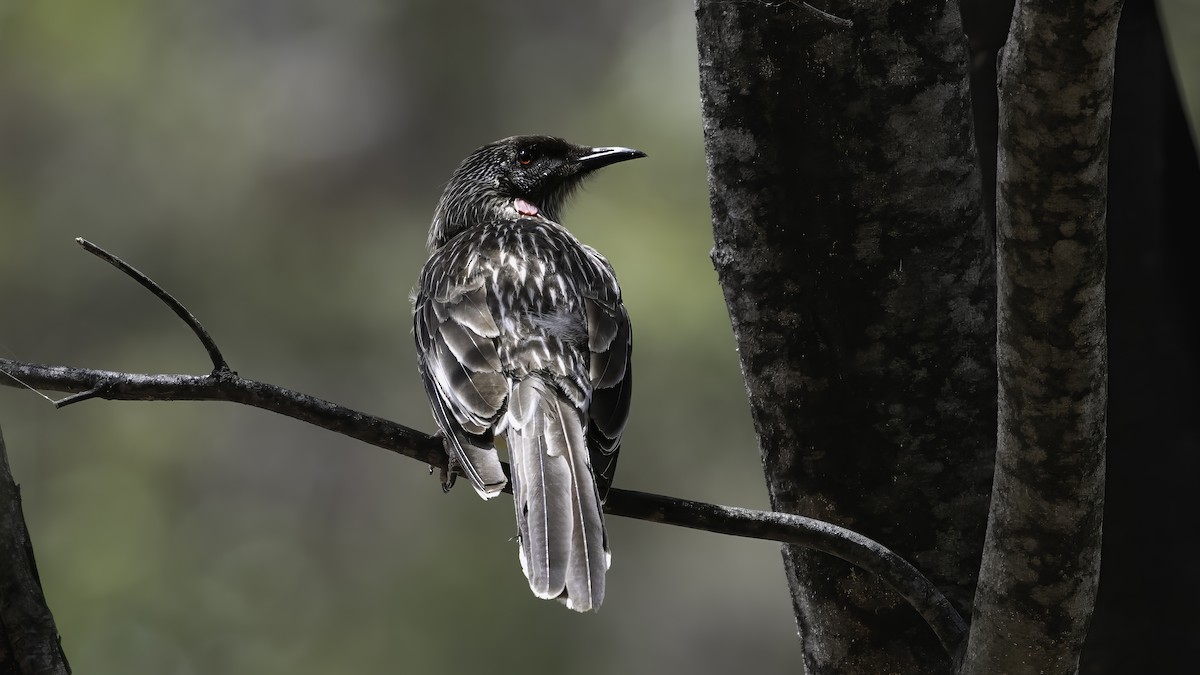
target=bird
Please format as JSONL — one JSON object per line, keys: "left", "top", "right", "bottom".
{"left": 412, "top": 135, "right": 641, "bottom": 611}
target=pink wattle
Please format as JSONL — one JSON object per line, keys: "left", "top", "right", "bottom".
{"left": 514, "top": 198, "right": 539, "bottom": 217}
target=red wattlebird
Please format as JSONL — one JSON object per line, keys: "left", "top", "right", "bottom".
{"left": 412, "top": 136, "right": 641, "bottom": 611}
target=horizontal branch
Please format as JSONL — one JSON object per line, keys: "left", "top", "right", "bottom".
{"left": 1, "top": 360, "right": 445, "bottom": 467}
{"left": 0, "top": 357, "right": 966, "bottom": 655}
{"left": 0, "top": 240, "right": 966, "bottom": 658}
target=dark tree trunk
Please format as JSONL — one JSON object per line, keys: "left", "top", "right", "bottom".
{"left": 695, "top": 2, "right": 995, "bottom": 672}
{"left": 0, "top": 427, "right": 71, "bottom": 675}
{"left": 960, "top": 0, "right": 1195, "bottom": 669}
{"left": 1082, "top": 0, "right": 1200, "bottom": 671}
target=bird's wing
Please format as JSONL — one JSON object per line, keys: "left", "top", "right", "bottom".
{"left": 414, "top": 257, "right": 510, "bottom": 499}
{"left": 579, "top": 247, "right": 633, "bottom": 501}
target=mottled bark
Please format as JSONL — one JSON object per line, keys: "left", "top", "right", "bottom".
{"left": 695, "top": 1, "right": 994, "bottom": 672}
{"left": 960, "top": 0, "right": 1120, "bottom": 672}
{"left": 0, "top": 427, "right": 71, "bottom": 675}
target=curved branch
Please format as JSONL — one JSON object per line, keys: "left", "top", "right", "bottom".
{"left": 0, "top": 357, "right": 966, "bottom": 656}
{"left": 75, "top": 238, "right": 229, "bottom": 372}
{"left": 0, "top": 241, "right": 967, "bottom": 658}
{"left": 604, "top": 488, "right": 967, "bottom": 658}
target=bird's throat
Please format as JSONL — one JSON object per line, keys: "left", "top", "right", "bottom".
{"left": 514, "top": 198, "right": 540, "bottom": 217}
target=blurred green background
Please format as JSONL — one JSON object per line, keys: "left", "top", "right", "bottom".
{"left": 0, "top": 2, "right": 1195, "bottom": 673}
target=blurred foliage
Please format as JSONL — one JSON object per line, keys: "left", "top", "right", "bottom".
{"left": 0, "top": 1, "right": 793, "bottom": 673}
{"left": 1162, "top": 0, "right": 1200, "bottom": 140}
{"left": 1, "top": 1, "right": 1196, "bottom": 674}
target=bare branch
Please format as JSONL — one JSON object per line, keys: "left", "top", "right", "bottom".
{"left": 76, "top": 238, "right": 229, "bottom": 373}
{"left": 0, "top": 239, "right": 967, "bottom": 658}
{"left": 0, "top": 360, "right": 445, "bottom": 469}
{"left": 604, "top": 488, "right": 967, "bottom": 657}
{"left": 0, "top": 356, "right": 967, "bottom": 654}
{"left": 53, "top": 381, "right": 111, "bottom": 408}
{"left": 787, "top": 1, "right": 854, "bottom": 28}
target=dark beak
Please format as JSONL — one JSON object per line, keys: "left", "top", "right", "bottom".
{"left": 576, "top": 146, "right": 647, "bottom": 171}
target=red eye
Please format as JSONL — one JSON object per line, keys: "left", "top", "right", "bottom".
{"left": 516, "top": 148, "right": 534, "bottom": 166}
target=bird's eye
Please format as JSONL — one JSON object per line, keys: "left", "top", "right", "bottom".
{"left": 516, "top": 148, "right": 534, "bottom": 166}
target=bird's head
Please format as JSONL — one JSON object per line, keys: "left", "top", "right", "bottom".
{"left": 428, "top": 135, "right": 645, "bottom": 250}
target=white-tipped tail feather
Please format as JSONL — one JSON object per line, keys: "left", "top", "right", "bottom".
{"left": 508, "top": 378, "right": 608, "bottom": 611}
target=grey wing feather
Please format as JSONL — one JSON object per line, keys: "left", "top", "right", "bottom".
{"left": 442, "top": 286, "right": 500, "bottom": 338}
{"left": 582, "top": 282, "right": 633, "bottom": 501}
{"left": 416, "top": 221, "right": 627, "bottom": 612}
{"left": 414, "top": 284, "right": 509, "bottom": 498}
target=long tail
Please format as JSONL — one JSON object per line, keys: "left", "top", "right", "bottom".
{"left": 506, "top": 377, "right": 609, "bottom": 612}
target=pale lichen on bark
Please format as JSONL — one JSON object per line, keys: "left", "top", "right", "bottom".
{"left": 696, "top": 0, "right": 993, "bottom": 672}
{"left": 961, "top": 0, "right": 1121, "bottom": 673}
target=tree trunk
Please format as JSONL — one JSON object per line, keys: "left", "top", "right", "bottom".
{"left": 960, "top": 0, "right": 1120, "bottom": 671}
{"left": 0, "top": 426, "right": 72, "bottom": 675}
{"left": 695, "top": 1, "right": 994, "bottom": 672}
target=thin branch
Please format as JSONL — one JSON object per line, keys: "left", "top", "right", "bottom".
{"left": 53, "top": 382, "right": 110, "bottom": 408}
{"left": 75, "top": 238, "right": 229, "bottom": 372}
{"left": 0, "top": 361, "right": 445, "bottom": 468}
{"left": 715, "top": 2, "right": 855, "bottom": 29}
{"left": 604, "top": 489, "right": 966, "bottom": 657}
{"left": 787, "top": 1, "right": 854, "bottom": 28}
{"left": 0, "top": 357, "right": 967, "bottom": 657}
{"left": 0, "top": 240, "right": 967, "bottom": 658}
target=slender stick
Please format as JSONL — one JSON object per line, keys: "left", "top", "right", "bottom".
{"left": 0, "top": 358, "right": 967, "bottom": 655}
{"left": 790, "top": 1, "right": 854, "bottom": 28}
{"left": 604, "top": 488, "right": 966, "bottom": 656}
{"left": 75, "top": 238, "right": 229, "bottom": 372}
{"left": 0, "top": 240, "right": 968, "bottom": 658}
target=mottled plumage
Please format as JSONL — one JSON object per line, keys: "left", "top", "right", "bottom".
{"left": 412, "top": 136, "right": 640, "bottom": 611}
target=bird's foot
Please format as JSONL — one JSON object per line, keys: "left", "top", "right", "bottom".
{"left": 429, "top": 431, "right": 458, "bottom": 493}
{"left": 439, "top": 464, "right": 457, "bottom": 493}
